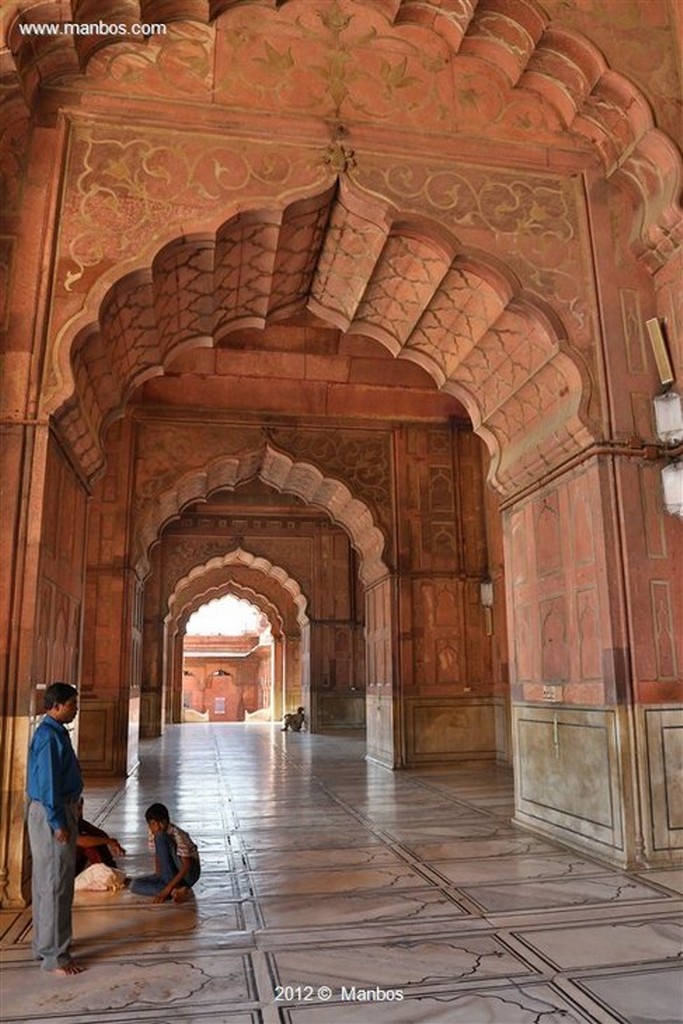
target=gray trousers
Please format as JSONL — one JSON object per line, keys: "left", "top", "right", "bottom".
{"left": 27, "top": 800, "right": 78, "bottom": 970}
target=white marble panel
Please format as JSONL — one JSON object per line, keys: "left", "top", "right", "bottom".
{"left": 238, "top": 828, "right": 381, "bottom": 851}
{"left": 575, "top": 967, "right": 683, "bottom": 1024}
{"left": 461, "top": 874, "right": 670, "bottom": 913}
{"left": 431, "top": 853, "right": 605, "bottom": 886}
{"left": 514, "top": 918, "right": 683, "bottom": 969}
{"left": 47, "top": 896, "right": 247, "bottom": 946}
{"left": 256, "top": 889, "right": 467, "bottom": 929}
{"left": 403, "top": 836, "right": 562, "bottom": 861}
{"left": 284, "top": 981, "right": 611, "bottom": 1022}
{"left": 246, "top": 846, "right": 405, "bottom": 871}
{"left": 271, "top": 934, "right": 536, "bottom": 990}
{"left": 0, "top": 952, "right": 253, "bottom": 1020}
{"left": 250, "top": 863, "right": 433, "bottom": 897}
{"left": 635, "top": 869, "right": 683, "bottom": 894}
{"left": 387, "top": 821, "right": 522, "bottom": 841}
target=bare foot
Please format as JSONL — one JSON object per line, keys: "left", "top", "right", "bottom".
{"left": 171, "top": 886, "right": 190, "bottom": 903}
{"left": 52, "top": 959, "right": 85, "bottom": 975}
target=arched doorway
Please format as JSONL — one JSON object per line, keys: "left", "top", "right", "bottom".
{"left": 180, "top": 594, "right": 274, "bottom": 724}
{"left": 58, "top": 185, "right": 589, "bottom": 784}
{"left": 158, "top": 543, "right": 310, "bottom": 733}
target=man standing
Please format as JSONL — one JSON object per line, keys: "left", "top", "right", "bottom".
{"left": 26, "top": 682, "right": 85, "bottom": 974}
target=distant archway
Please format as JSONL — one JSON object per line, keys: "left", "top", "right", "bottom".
{"left": 159, "top": 548, "right": 311, "bottom": 729}
{"left": 180, "top": 593, "right": 274, "bottom": 724}
{"left": 167, "top": 547, "right": 310, "bottom": 628}
{"left": 136, "top": 449, "right": 388, "bottom": 586}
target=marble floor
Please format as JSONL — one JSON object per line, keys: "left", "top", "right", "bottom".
{"left": 1, "top": 726, "right": 682, "bottom": 1024}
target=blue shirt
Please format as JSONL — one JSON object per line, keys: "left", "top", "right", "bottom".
{"left": 27, "top": 715, "right": 83, "bottom": 831}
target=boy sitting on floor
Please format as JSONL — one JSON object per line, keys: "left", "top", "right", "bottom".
{"left": 130, "top": 802, "right": 200, "bottom": 903}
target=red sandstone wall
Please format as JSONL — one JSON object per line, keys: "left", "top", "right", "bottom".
{"left": 394, "top": 425, "right": 493, "bottom": 698}
{"left": 503, "top": 455, "right": 682, "bottom": 709}
{"left": 182, "top": 654, "right": 266, "bottom": 722}
{"left": 30, "top": 434, "right": 88, "bottom": 711}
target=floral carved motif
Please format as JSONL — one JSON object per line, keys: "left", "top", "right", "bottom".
{"left": 57, "top": 122, "right": 332, "bottom": 294}
{"left": 268, "top": 426, "right": 392, "bottom": 536}
{"left": 353, "top": 157, "right": 594, "bottom": 349}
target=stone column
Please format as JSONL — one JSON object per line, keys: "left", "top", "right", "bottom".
{"left": 79, "top": 419, "right": 141, "bottom": 777}
{"left": 272, "top": 636, "right": 285, "bottom": 721}
{"left": 283, "top": 634, "right": 302, "bottom": 714}
{"left": 391, "top": 425, "right": 497, "bottom": 768}
{"left": 140, "top": 549, "right": 164, "bottom": 738}
{"left": 506, "top": 452, "right": 682, "bottom": 869}
{"left": 0, "top": 423, "right": 51, "bottom": 907}
{"left": 0, "top": 123, "right": 75, "bottom": 907}
{"left": 364, "top": 575, "right": 398, "bottom": 767}
{"left": 1, "top": 427, "right": 90, "bottom": 905}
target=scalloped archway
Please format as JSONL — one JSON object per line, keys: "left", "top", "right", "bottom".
{"left": 135, "top": 447, "right": 388, "bottom": 587}
{"left": 53, "top": 180, "right": 595, "bottom": 497}
{"left": 176, "top": 584, "right": 285, "bottom": 640}
{"left": 7, "top": 0, "right": 680, "bottom": 272}
{"left": 161, "top": 550, "right": 311, "bottom": 728}
{"left": 168, "top": 549, "right": 309, "bottom": 630}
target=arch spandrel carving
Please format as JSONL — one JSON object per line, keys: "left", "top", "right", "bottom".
{"left": 134, "top": 446, "right": 389, "bottom": 587}
{"left": 167, "top": 548, "right": 309, "bottom": 629}
{"left": 6, "top": 0, "right": 680, "bottom": 271}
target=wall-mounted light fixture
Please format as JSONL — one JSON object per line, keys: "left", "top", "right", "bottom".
{"left": 646, "top": 318, "right": 682, "bottom": 519}
{"left": 480, "top": 577, "right": 494, "bottom": 637}
{"left": 653, "top": 389, "right": 683, "bottom": 517}
{"left": 661, "top": 463, "right": 683, "bottom": 518}
{"left": 653, "top": 390, "right": 683, "bottom": 445}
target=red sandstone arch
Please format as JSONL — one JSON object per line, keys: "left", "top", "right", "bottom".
{"left": 137, "top": 449, "right": 386, "bottom": 585}
{"left": 52, "top": 182, "right": 594, "bottom": 497}
{"left": 175, "top": 582, "right": 286, "bottom": 640}
{"left": 6, "top": 0, "right": 681, "bottom": 267}
{"left": 167, "top": 548, "right": 309, "bottom": 628}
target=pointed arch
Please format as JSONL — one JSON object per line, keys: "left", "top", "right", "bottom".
{"left": 50, "top": 182, "right": 594, "bottom": 497}
{"left": 175, "top": 582, "right": 287, "bottom": 640}
{"left": 7, "top": 0, "right": 680, "bottom": 269}
{"left": 167, "top": 547, "right": 310, "bottom": 628}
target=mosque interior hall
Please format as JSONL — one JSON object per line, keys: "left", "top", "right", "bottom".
{"left": 0, "top": 0, "right": 682, "bottom": 1020}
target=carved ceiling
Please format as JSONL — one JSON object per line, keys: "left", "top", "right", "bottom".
{"left": 56, "top": 180, "right": 592, "bottom": 495}
{"left": 1, "top": 0, "right": 680, "bottom": 499}
{"left": 3, "top": 0, "right": 679, "bottom": 242}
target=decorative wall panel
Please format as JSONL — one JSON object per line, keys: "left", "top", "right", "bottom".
{"left": 650, "top": 582, "right": 678, "bottom": 682}
{"left": 31, "top": 435, "right": 88, "bottom": 691}
{"left": 407, "top": 699, "right": 497, "bottom": 763}
{"left": 619, "top": 288, "right": 647, "bottom": 375}
{"left": 640, "top": 707, "right": 683, "bottom": 857}
{"left": 513, "top": 704, "right": 624, "bottom": 857}
{"left": 78, "top": 700, "right": 117, "bottom": 774}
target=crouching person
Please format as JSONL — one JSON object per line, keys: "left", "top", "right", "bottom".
{"left": 130, "top": 802, "right": 200, "bottom": 903}
{"left": 281, "top": 707, "right": 306, "bottom": 732}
